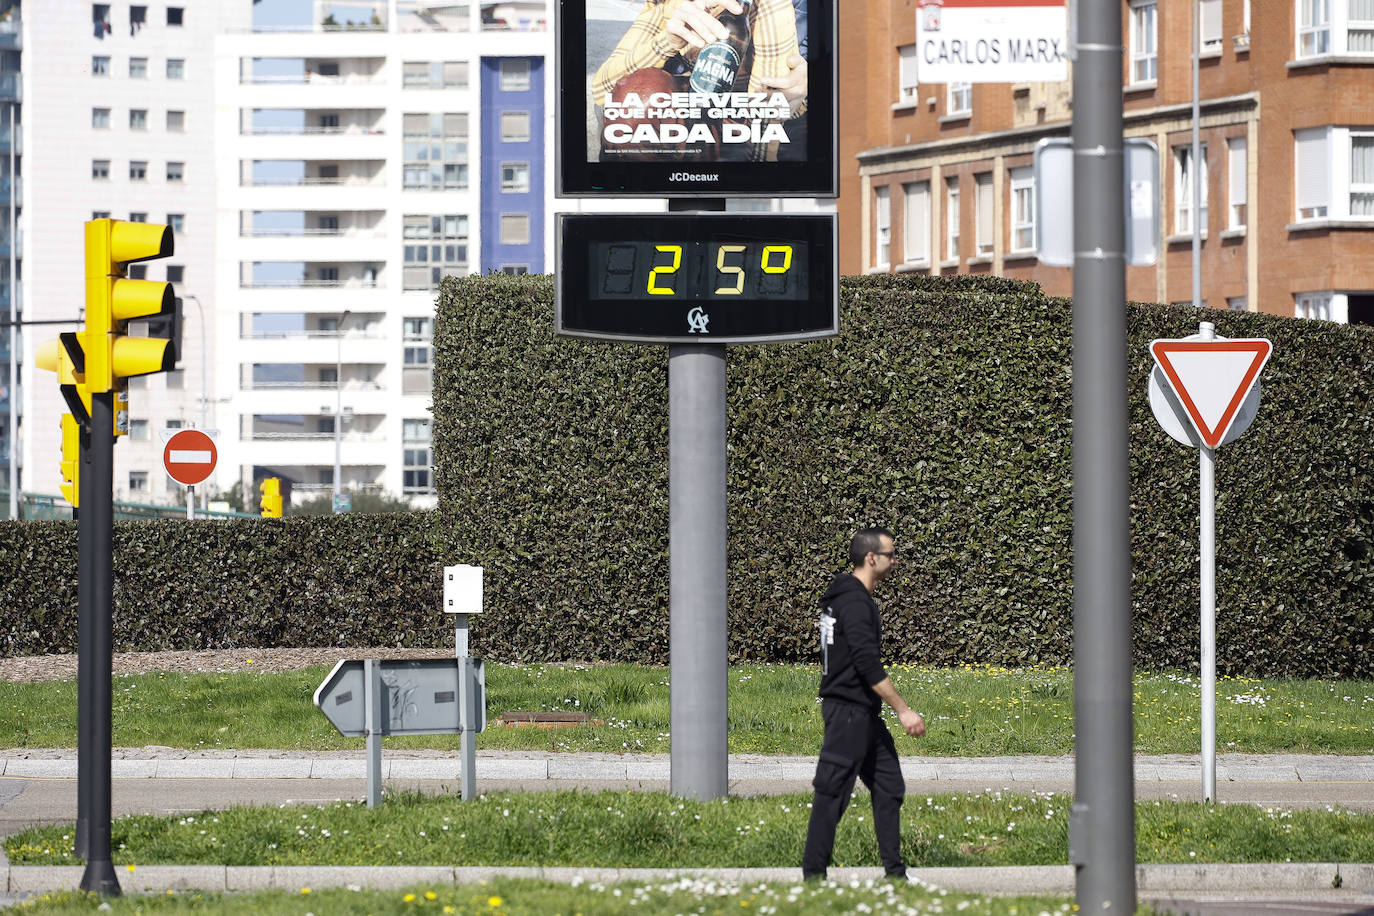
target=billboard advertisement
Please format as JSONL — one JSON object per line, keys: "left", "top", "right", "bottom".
{"left": 557, "top": 0, "right": 836, "bottom": 197}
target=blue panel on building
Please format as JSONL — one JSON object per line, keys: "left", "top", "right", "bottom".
{"left": 480, "top": 57, "right": 544, "bottom": 275}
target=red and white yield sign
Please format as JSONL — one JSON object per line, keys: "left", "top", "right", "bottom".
{"left": 1149, "top": 337, "right": 1272, "bottom": 449}
{"left": 163, "top": 428, "right": 218, "bottom": 487}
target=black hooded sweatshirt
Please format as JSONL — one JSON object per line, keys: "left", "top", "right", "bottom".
{"left": 816, "top": 572, "right": 889, "bottom": 711}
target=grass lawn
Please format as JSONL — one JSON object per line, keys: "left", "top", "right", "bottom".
{"left": 8, "top": 789, "right": 1372, "bottom": 868}
{"left": 7, "top": 880, "right": 1119, "bottom": 916}
{"left": 0, "top": 662, "right": 1370, "bottom": 755}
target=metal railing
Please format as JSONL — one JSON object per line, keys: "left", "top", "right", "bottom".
{"left": 242, "top": 126, "right": 384, "bottom": 136}
{"left": 1, "top": 492, "right": 261, "bottom": 521}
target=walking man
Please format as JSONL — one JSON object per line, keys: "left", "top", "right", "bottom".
{"left": 802, "top": 526, "right": 925, "bottom": 881}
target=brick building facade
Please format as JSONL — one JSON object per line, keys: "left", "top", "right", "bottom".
{"left": 840, "top": 0, "right": 1374, "bottom": 325}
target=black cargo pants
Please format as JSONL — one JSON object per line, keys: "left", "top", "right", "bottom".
{"left": 801, "top": 698, "right": 907, "bottom": 879}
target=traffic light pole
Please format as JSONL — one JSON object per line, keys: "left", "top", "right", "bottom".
{"left": 79, "top": 391, "right": 120, "bottom": 896}
{"left": 75, "top": 423, "right": 91, "bottom": 860}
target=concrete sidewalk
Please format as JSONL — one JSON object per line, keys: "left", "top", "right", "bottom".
{"left": 0, "top": 862, "right": 1372, "bottom": 897}
{"left": 5, "top": 749, "right": 1373, "bottom": 782}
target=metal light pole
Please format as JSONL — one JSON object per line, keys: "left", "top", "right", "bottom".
{"left": 7, "top": 101, "right": 17, "bottom": 519}
{"left": 1070, "top": 0, "right": 1137, "bottom": 912}
{"left": 334, "top": 309, "right": 349, "bottom": 511}
{"left": 181, "top": 293, "right": 207, "bottom": 510}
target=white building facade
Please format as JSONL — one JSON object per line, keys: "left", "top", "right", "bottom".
{"left": 22, "top": 1, "right": 251, "bottom": 504}
{"left": 212, "top": 0, "right": 560, "bottom": 508}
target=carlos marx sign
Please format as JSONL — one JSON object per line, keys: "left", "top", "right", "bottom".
{"left": 917, "top": 0, "right": 1068, "bottom": 84}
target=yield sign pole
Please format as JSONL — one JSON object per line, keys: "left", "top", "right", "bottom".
{"left": 1149, "top": 324, "right": 1272, "bottom": 802}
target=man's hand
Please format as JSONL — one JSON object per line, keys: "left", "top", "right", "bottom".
{"left": 899, "top": 709, "right": 926, "bottom": 738}
{"left": 662, "top": 0, "right": 744, "bottom": 59}
{"left": 758, "top": 52, "right": 808, "bottom": 111}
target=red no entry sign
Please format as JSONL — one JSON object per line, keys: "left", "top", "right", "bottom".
{"left": 163, "top": 428, "right": 217, "bottom": 487}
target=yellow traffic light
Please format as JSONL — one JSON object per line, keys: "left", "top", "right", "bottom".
{"left": 259, "top": 477, "right": 283, "bottom": 518}
{"left": 60, "top": 413, "right": 81, "bottom": 507}
{"left": 34, "top": 333, "right": 124, "bottom": 437}
{"left": 84, "top": 219, "right": 180, "bottom": 394}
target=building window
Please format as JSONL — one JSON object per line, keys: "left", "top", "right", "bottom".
{"left": 1009, "top": 167, "right": 1035, "bottom": 253}
{"left": 402, "top": 113, "right": 469, "bottom": 190}
{"left": 127, "top": 265, "right": 147, "bottom": 279}
{"left": 1298, "top": 0, "right": 1331, "bottom": 56}
{"left": 94, "top": 4, "right": 111, "bottom": 34}
{"left": 403, "top": 418, "right": 434, "bottom": 494}
{"left": 500, "top": 111, "right": 531, "bottom": 142}
{"left": 1173, "top": 144, "right": 1208, "bottom": 235}
{"left": 166, "top": 161, "right": 184, "bottom": 182}
{"left": 403, "top": 61, "right": 468, "bottom": 89}
{"left": 128, "top": 418, "right": 149, "bottom": 441}
{"left": 903, "top": 181, "right": 930, "bottom": 264}
{"left": 874, "top": 186, "right": 890, "bottom": 268}
{"left": 92, "top": 159, "right": 110, "bottom": 180}
{"left": 947, "top": 82, "right": 972, "bottom": 116}
{"left": 1201, "top": 0, "right": 1222, "bottom": 50}
{"left": 130, "top": 161, "right": 148, "bottom": 181}
{"left": 403, "top": 318, "right": 433, "bottom": 396}
{"left": 166, "top": 265, "right": 184, "bottom": 283}
{"left": 92, "top": 210, "right": 111, "bottom": 219}
{"left": 166, "top": 58, "right": 185, "bottom": 79}
{"left": 128, "top": 471, "right": 148, "bottom": 493}
{"left": 1294, "top": 127, "right": 1329, "bottom": 219}
{"left": 975, "top": 173, "right": 994, "bottom": 255}
{"left": 167, "top": 6, "right": 183, "bottom": 26}
{"left": 946, "top": 177, "right": 960, "bottom": 260}
{"left": 897, "top": 44, "right": 918, "bottom": 104}
{"left": 1129, "top": 0, "right": 1157, "bottom": 84}
{"left": 167, "top": 213, "right": 184, "bottom": 233}
{"left": 93, "top": 55, "right": 110, "bottom": 75}
{"left": 164, "top": 370, "right": 184, "bottom": 390}
{"left": 130, "top": 5, "right": 146, "bottom": 34}
{"left": 500, "top": 58, "right": 531, "bottom": 91}
{"left": 167, "top": 110, "right": 185, "bottom": 132}
{"left": 92, "top": 107, "right": 110, "bottom": 129}
{"left": 1227, "top": 297, "right": 1247, "bottom": 311}
{"left": 402, "top": 214, "right": 469, "bottom": 289}
{"left": 501, "top": 265, "right": 529, "bottom": 275}
{"left": 129, "top": 57, "right": 148, "bottom": 78}
{"left": 501, "top": 162, "right": 531, "bottom": 192}
{"left": 128, "top": 212, "right": 147, "bottom": 223}
{"left": 130, "top": 109, "right": 148, "bottom": 131}
{"left": 500, "top": 213, "right": 530, "bottom": 245}
{"left": 1295, "top": 291, "right": 1333, "bottom": 320}
{"left": 1227, "top": 137, "right": 1247, "bottom": 229}
{"left": 1353, "top": 133, "right": 1374, "bottom": 216}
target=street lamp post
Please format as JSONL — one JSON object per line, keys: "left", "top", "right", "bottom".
{"left": 179, "top": 294, "right": 207, "bottom": 510}
{"left": 334, "top": 309, "right": 350, "bottom": 512}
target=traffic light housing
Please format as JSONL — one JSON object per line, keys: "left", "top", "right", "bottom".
{"left": 84, "top": 218, "right": 180, "bottom": 394}
{"left": 34, "top": 333, "right": 126, "bottom": 437}
{"left": 59, "top": 413, "right": 81, "bottom": 507}
{"left": 260, "top": 477, "right": 283, "bottom": 518}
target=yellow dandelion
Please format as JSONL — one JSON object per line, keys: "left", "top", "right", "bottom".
{"left": 405, "top": 893, "right": 417, "bottom": 902}
{"left": 426, "top": 891, "right": 438, "bottom": 900}
{"left": 300, "top": 887, "right": 312, "bottom": 895}
{"left": 489, "top": 896, "right": 503, "bottom": 907}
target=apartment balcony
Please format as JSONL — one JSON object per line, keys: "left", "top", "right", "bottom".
{"left": 0, "top": 16, "right": 21, "bottom": 51}
{"left": 397, "top": 2, "right": 472, "bottom": 32}
{"left": 237, "top": 231, "right": 386, "bottom": 264}
{"left": 241, "top": 57, "right": 386, "bottom": 87}
{"left": 0, "top": 126, "right": 21, "bottom": 155}
{"left": 0, "top": 73, "right": 18, "bottom": 103}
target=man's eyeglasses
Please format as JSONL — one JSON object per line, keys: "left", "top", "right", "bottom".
{"left": 873, "top": 551, "right": 895, "bottom": 558}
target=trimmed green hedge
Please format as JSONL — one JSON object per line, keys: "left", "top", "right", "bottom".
{"left": 434, "top": 274, "right": 1373, "bottom": 678}
{"left": 0, "top": 514, "right": 446, "bottom": 656}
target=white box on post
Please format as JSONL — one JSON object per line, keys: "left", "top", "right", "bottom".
{"left": 444, "top": 564, "right": 483, "bottom": 614}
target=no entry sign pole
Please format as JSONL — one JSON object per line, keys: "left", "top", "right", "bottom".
{"left": 163, "top": 429, "right": 218, "bottom": 522}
